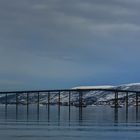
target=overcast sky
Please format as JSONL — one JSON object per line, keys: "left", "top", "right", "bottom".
{"left": 0, "top": 0, "right": 140, "bottom": 90}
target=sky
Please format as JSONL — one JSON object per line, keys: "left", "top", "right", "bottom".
{"left": 0, "top": 0, "right": 140, "bottom": 90}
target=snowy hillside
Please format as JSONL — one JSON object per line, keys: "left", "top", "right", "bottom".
{"left": 0, "top": 83, "right": 140, "bottom": 105}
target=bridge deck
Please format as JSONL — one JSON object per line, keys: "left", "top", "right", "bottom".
{"left": 0, "top": 88, "right": 140, "bottom": 94}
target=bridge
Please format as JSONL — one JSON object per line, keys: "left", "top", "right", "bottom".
{"left": 0, "top": 88, "right": 140, "bottom": 121}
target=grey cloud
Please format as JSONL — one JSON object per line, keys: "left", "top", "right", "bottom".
{"left": 0, "top": 0, "right": 140, "bottom": 89}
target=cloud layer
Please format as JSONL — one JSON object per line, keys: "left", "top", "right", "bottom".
{"left": 0, "top": 0, "right": 140, "bottom": 90}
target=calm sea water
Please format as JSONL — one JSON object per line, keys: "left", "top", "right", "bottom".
{"left": 0, "top": 105, "right": 140, "bottom": 140}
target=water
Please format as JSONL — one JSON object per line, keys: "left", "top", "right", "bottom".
{"left": 0, "top": 105, "right": 140, "bottom": 140}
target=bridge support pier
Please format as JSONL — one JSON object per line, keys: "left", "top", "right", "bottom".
{"left": 37, "top": 92, "right": 39, "bottom": 120}
{"left": 5, "top": 93, "right": 7, "bottom": 110}
{"left": 47, "top": 92, "right": 50, "bottom": 121}
{"left": 79, "top": 91, "right": 83, "bottom": 107}
{"left": 136, "top": 93, "right": 138, "bottom": 120}
{"left": 5, "top": 93, "right": 8, "bottom": 119}
{"left": 16, "top": 93, "right": 18, "bottom": 119}
{"left": 126, "top": 92, "right": 128, "bottom": 121}
{"left": 114, "top": 92, "right": 118, "bottom": 123}
{"left": 69, "top": 91, "right": 71, "bottom": 121}
{"left": 79, "top": 91, "right": 83, "bottom": 120}
{"left": 115, "top": 92, "right": 118, "bottom": 108}
{"left": 27, "top": 93, "right": 29, "bottom": 119}
{"left": 126, "top": 92, "right": 128, "bottom": 109}
{"left": 58, "top": 91, "right": 61, "bottom": 121}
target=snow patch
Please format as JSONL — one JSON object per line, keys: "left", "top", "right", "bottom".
{"left": 72, "top": 85, "right": 114, "bottom": 89}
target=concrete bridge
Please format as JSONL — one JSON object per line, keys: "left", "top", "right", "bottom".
{"left": 0, "top": 88, "right": 140, "bottom": 121}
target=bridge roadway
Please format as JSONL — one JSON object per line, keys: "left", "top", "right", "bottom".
{"left": 0, "top": 88, "right": 140, "bottom": 94}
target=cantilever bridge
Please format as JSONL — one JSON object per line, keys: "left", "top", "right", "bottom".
{"left": 0, "top": 88, "right": 140, "bottom": 121}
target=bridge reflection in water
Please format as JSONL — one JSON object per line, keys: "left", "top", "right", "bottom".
{"left": 1, "top": 88, "right": 140, "bottom": 122}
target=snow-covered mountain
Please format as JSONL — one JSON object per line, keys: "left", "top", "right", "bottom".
{"left": 0, "top": 83, "right": 140, "bottom": 105}
{"left": 55, "top": 83, "right": 140, "bottom": 105}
